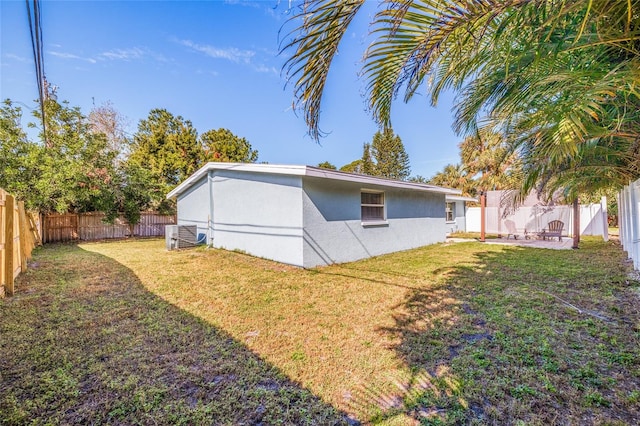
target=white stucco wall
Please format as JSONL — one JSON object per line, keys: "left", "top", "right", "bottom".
{"left": 175, "top": 167, "right": 452, "bottom": 268}
{"left": 445, "top": 200, "right": 467, "bottom": 234}
{"left": 455, "top": 201, "right": 467, "bottom": 232}
{"left": 211, "top": 170, "right": 305, "bottom": 266}
{"left": 455, "top": 200, "right": 467, "bottom": 232}
{"left": 176, "top": 174, "right": 211, "bottom": 244}
{"left": 302, "top": 177, "right": 447, "bottom": 268}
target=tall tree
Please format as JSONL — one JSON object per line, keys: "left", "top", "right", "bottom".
{"left": 99, "top": 162, "right": 166, "bottom": 227}
{"left": 361, "top": 143, "right": 375, "bottom": 176}
{"left": 30, "top": 99, "right": 118, "bottom": 213}
{"left": 317, "top": 161, "right": 336, "bottom": 170}
{"left": 339, "top": 144, "right": 375, "bottom": 175}
{"left": 339, "top": 133, "right": 410, "bottom": 179}
{"left": 0, "top": 101, "right": 33, "bottom": 199}
{"left": 1, "top": 98, "right": 198, "bottom": 223}
{"left": 409, "top": 175, "right": 428, "bottom": 184}
{"left": 370, "top": 127, "right": 410, "bottom": 180}
{"left": 200, "top": 128, "right": 258, "bottom": 163}
{"left": 459, "top": 129, "right": 521, "bottom": 193}
{"left": 339, "top": 159, "right": 363, "bottom": 174}
{"left": 88, "top": 101, "right": 130, "bottom": 163}
{"left": 428, "top": 164, "right": 473, "bottom": 196}
{"left": 128, "top": 109, "right": 201, "bottom": 202}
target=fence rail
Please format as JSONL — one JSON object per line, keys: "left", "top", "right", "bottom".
{"left": 42, "top": 212, "right": 176, "bottom": 243}
{"left": 1, "top": 188, "right": 39, "bottom": 298}
{"left": 619, "top": 179, "right": 640, "bottom": 270}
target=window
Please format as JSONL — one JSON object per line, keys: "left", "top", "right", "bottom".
{"left": 446, "top": 202, "right": 455, "bottom": 222}
{"left": 361, "top": 191, "right": 385, "bottom": 222}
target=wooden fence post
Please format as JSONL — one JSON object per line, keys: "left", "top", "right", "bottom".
{"left": 42, "top": 212, "right": 47, "bottom": 244}
{"left": 40, "top": 212, "right": 45, "bottom": 244}
{"left": 0, "top": 189, "right": 5, "bottom": 298}
{"left": 4, "top": 193, "right": 15, "bottom": 297}
{"left": 18, "top": 202, "right": 30, "bottom": 272}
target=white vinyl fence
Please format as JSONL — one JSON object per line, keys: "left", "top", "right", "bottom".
{"left": 619, "top": 179, "right": 640, "bottom": 270}
{"left": 466, "top": 197, "right": 608, "bottom": 240}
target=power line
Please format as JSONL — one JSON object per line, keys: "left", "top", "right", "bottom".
{"left": 26, "top": 0, "right": 49, "bottom": 146}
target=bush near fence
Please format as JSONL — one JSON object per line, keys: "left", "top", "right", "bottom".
{"left": 41, "top": 211, "right": 176, "bottom": 243}
{"left": 1, "top": 188, "right": 40, "bottom": 298}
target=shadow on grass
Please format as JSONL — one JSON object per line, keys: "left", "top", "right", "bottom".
{"left": 342, "top": 241, "right": 640, "bottom": 424}
{"left": 0, "top": 244, "right": 354, "bottom": 425}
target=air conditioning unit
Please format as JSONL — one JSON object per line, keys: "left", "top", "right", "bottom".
{"left": 166, "top": 225, "right": 198, "bottom": 250}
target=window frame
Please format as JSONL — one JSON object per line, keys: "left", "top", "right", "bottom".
{"left": 361, "top": 190, "right": 387, "bottom": 226}
{"left": 445, "top": 201, "right": 456, "bottom": 223}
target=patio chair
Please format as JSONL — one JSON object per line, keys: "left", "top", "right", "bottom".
{"left": 504, "top": 220, "right": 520, "bottom": 239}
{"left": 539, "top": 220, "right": 564, "bottom": 241}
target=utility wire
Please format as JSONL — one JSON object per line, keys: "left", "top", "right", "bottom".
{"left": 26, "top": 0, "right": 48, "bottom": 146}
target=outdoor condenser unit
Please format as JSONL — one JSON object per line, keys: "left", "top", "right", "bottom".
{"left": 165, "top": 225, "right": 198, "bottom": 250}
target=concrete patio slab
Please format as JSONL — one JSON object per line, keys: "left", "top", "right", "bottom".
{"left": 446, "top": 237, "right": 575, "bottom": 250}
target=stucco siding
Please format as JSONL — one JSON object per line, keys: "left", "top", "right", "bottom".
{"left": 176, "top": 174, "right": 210, "bottom": 244}
{"left": 211, "top": 170, "right": 304, "bottom": 266}
{"left": 454, "top": 200, "right": 467, "bottom": 232}
{"left": 302, "top": 178, "right": 447, "bottom": 268}
{"left": 171, "top": 163, "right": 458, "bottom": 267}
{"left": 445, "top": 200, "right": 467, "bottom": 234}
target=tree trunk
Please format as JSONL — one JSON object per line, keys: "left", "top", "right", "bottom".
{"left": 572, "top": 198, "right": 580, "bottom": 249}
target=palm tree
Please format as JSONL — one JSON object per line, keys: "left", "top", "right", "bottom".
{"left": 428, "top": 163, "right": 473, "bottom": 195}
{"left": 283, "top": 1, "right": 638, "bottom": 138}
{"left": 282, "top": 0, "right": 640, "bottom": 247}
{"left": 521, "top": 135, "right": 640, "bottom": 247}
{"left": 458, "top": 129, "right": 522, "bottom": 193}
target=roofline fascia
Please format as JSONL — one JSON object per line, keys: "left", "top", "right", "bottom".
{"left": 446, "top": 195, "right": 478, "bottom": 202}
{"left": 303, "top": 166, "right": 461, "bottom": 195}
{"left": 167, "top": 162, "right": 462, "bottom": 199}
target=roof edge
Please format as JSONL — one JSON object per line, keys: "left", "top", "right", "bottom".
{"left": 446, "top": 195, "right": 478, "bottom": 202}
{"left": 167, "top": 163, "right": 308, "bottom": 199}
{"left": 303, "top": 166, "right": 460, "bottom": 195}
{"left": 167, "top": 162, "right": 462, "bottom": 199}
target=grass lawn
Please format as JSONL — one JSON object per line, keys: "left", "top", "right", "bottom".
{"left": 1, "top": 238, "right": 639, "bottom": 425}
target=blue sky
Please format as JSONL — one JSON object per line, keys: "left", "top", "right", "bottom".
{"left": 1, "top": 0, "right": 461, "bottom": 179}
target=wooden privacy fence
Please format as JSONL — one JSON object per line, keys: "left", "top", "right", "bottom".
{"left": 1, "top": 188, "right": 40, "bottom": 298}
{"left": 42, "top": 212, "right": 176, "bottom": 243}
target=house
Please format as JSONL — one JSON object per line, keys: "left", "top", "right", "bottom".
{"left": 445, "top": 195, "right": 477, "bottom": 234}
{"left": 167, "top": 163, "right": 463, "bottom": 268}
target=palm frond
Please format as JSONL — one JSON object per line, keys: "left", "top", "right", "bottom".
{"left": 281, "top": 0, "right": 366, "bottom": 141}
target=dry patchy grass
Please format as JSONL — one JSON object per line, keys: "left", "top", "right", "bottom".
{"left": 0, "top": 244, "right": 351, "bottom": 425}
{"left": 1, "top": 237, "right": 639, "bottom": 425}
